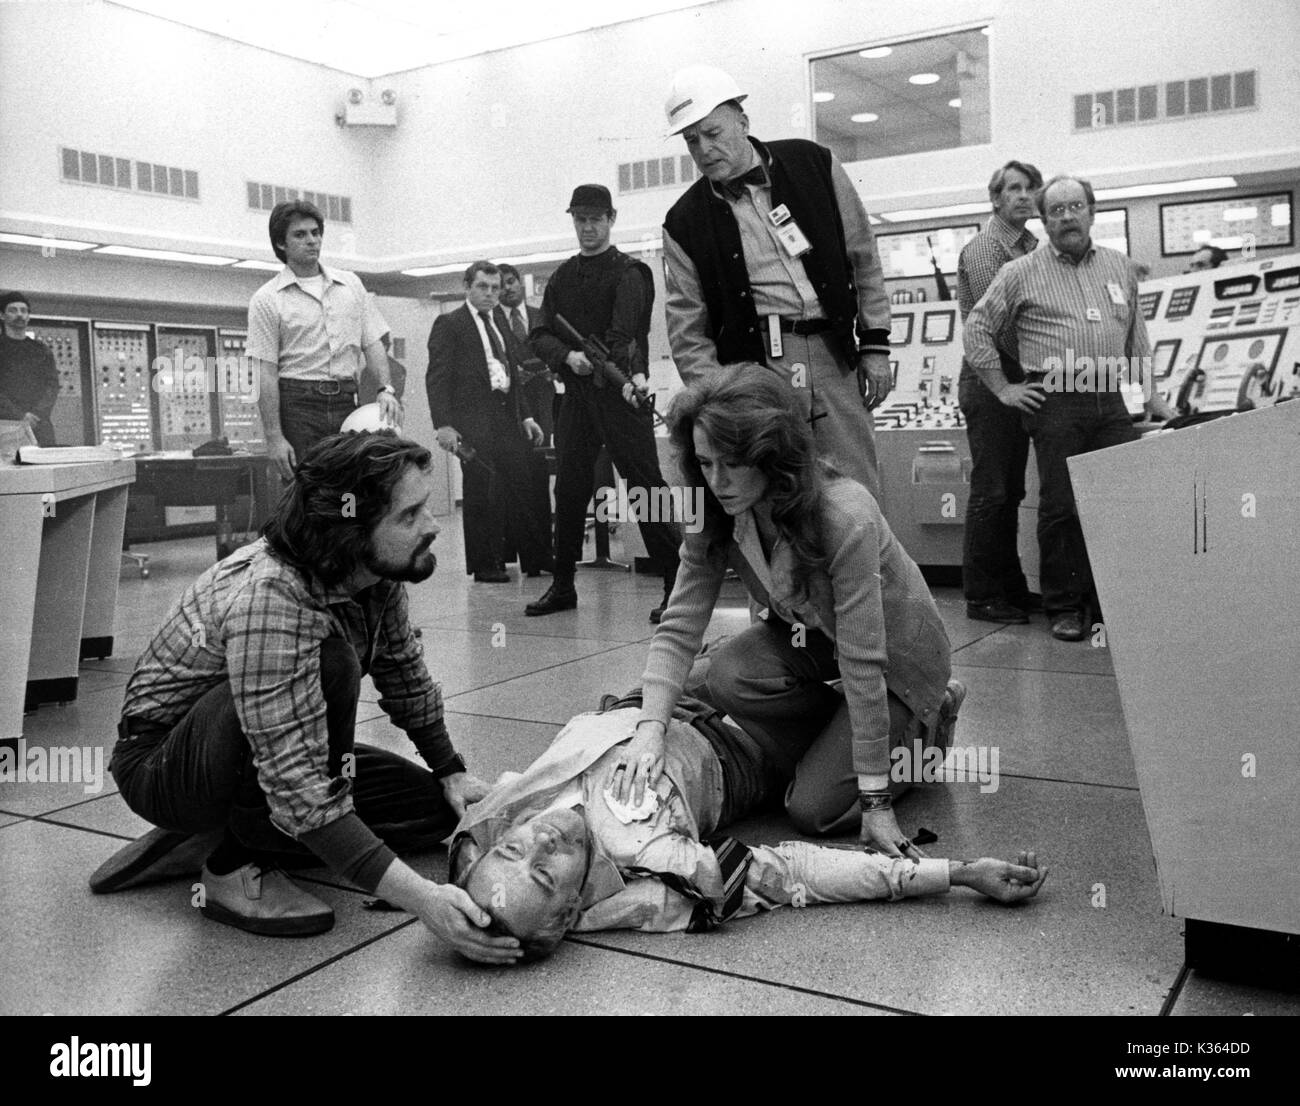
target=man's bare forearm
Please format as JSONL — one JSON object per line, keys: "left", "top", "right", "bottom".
{"left": 256, "top": 359, "right": 284, "bottom": 440}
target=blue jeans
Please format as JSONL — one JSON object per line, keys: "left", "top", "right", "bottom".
{"left": 1023, "top": 390, "right": 1139, "bottom": 619}
{"left": 277, "top": 382, "right": 357, "bottom": 468}
{"left": 958, "top": 364, "right": 1030, "bottom": 604}
{"left": 109, "top": 638, "right": 456, "bottom": 860}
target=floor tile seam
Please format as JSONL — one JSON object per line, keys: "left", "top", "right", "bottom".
{"left": 950, "top": 625, "right": 1010, "bottom": 653}
{"left": 29, "top": 813, "right": 135, "bottom": 841}
{"left": 218, "top": 915, "right": 420, "bottom": 1015}
{"left": 562, "top": 936, "right": 923, "bottom": 1015}
{"left": 949, "top": 660, "right": 1119, "bottom": 678}
{"left": 412, "top": 624, "right": 645, "bottom": 645}
{"left": 437, "top": 650, "right": 652, "bottom": 701}
{"left": 977, "top": 771, "right": 1140, "bottom": 792}
{"left": 417, "top": 624, "right": 648, "bottom": 645}
{"left": 1158, "top": 961, "right": 1192, "bottom": 1016}
{"left": 432, "top": 706, "right": 570, "bottom": 726}
{"left": 10, "top": 790, "right": 125, "bottom": 819}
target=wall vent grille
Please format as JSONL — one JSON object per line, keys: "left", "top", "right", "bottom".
{"left": 246, "top": 182, "right": 353, "bottom": 224}
{"left": 60, "top": 147, "right": 199, "bottom": 199}
{"left": 1074, "top": 70, "right": 1256, "bottom": 131}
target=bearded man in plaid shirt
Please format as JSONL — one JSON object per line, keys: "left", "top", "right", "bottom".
{"left": 90, "top": 432, "right": 524, "bottom": 964}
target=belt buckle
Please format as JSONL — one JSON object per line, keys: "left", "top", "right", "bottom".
{"left": 317, "top": 379, "right": 342, "bottom": 396}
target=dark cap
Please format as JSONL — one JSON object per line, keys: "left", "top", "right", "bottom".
{"left": 566, "top": 184, "right": 613, "bottom": 213}
{"left": 0, "top": 291, "right": 31, "bottom": 312}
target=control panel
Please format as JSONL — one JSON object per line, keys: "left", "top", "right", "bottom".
{"left": 1143, "top": 251, "right": 1300, "bottom": 416}
{"left": 155, "top": 326, "right": 219, "bottom": 451}
{"left": 215, "top": 329, "right": 264, "bottom": 448}
{"left": 28, "top": 318, "right": 91, "bottom": 446}
{"left": 92, "top": 323, "right": 153, "bottom": 450}
{"left": 872, "top": 301, "right": 969, "bottom": 566}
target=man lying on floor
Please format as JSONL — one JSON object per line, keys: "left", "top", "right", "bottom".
{"left": 91, "top": 432, "right": 522, "bottom": 964}
{"left": 450, "top": 692, "right": 1047, "bottom": 961}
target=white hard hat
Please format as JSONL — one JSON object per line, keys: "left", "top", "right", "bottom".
{"left": 664, "top": 64, "right": 747, "bottom": 135}
{"left": 341, "top": 402, "right": 398, "bottom": 433}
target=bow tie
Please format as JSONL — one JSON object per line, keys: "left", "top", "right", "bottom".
{"left": 720, "top": 164, "right": 768, "bottom": 200}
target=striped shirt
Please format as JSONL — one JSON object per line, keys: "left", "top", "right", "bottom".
{"left": 957, "top": 214, "right": 1039, "bottom": 319}
{"left": 120, "top": 538, "right": 455, "bottom": 838}
{"left": 964, "top": 241, "right": 1150, "bottom": 395}
{"left": 246, "top": 262, "right": 387, "bottom": 382}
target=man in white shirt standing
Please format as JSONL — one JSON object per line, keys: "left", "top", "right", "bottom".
{"left": 247, "top": 201, "right": 400, "bottom": 481}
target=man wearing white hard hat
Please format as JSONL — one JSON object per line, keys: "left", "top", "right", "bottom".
{"left": 661, "top": 64, "right": 892, "bottom": 498}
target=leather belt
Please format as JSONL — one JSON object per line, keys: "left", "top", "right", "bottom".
{"left": 118, "top": 716, "right": 171, "bottom": 742}
{"left": 775, "top": 317, "right": 833, "bottom": 335}
{"left": 279, "top": 378, "right": 357, "bottom": 396}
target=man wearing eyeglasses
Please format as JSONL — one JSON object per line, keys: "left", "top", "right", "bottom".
{"left": 963, "top": 176, "right": 1175, "bottom": 643}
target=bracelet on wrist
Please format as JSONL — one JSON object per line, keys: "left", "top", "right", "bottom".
{"left": 858, "top": 790, "right": 893, "bottom": 812}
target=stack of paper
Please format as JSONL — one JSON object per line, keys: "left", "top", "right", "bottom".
{"left": 17, "top": 445, "right": 124, "bottom": 465}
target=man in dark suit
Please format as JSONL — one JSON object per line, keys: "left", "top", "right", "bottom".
{"left": 426, "top": 260, "right": 551, "bottom": 582}
{"left": 497, "top": 263, "right": 555, "bottom": 568}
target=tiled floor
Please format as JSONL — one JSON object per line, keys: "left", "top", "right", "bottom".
{"left": 2, "top": 524, "right": 1295, "bottom": 1017}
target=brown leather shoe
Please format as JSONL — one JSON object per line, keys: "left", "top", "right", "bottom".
{"left": 198, "top": 863, "right": 335, "bottom": 937}
{"left": 89, "top": 827, "right": 224, "bottom": 894}
{"left": 967, "top": 599, "right": 1030, "bottom": 624}
{"left": 1050, "top": 612, "right": 1086, "bottom": 642}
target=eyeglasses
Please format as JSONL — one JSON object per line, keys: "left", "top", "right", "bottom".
{"left": 1046, "top": 200, "right": 1089, "bottom": 218}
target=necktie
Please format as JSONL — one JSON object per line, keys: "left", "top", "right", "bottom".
{"left": 509, "top": 308, "right": 528, "bottom": 344}
{"left": 478, "top": 311, "right": 505, "bottom": 362}
{"left": 721, "top": 163, "right": 768, "bottom": 201}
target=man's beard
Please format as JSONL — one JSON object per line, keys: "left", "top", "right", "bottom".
{"left": 362, "top": 537, "right": 437, "bottom": 583}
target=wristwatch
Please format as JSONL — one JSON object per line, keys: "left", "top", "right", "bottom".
{"left": 433, "top": 754, "right": 467, "bottom": 779}
{"left": 377, "top": 384, "right": 397, "bottom": 397}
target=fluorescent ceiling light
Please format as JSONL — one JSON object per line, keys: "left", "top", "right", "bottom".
{"left": 497, "top": 248, "right": 585, "bottom": 265}
{"left": 95, "top": 245, "right": 237, "bottom": 265}
{"left": 851, "top": 112, "right": 879, "bottom": 123}
{"left": 879, "top": 202, "right": 990, "bottom": 223}
{"left": 0, "top": 232, "right": 98, "bottom": 250}
{"left": 859, "top": 46, "right": 892, "bottom": 58}
{"left": 401, "top": 264, "right": 470, "bottom": 277}
{"left": 1093, "top": 177, "right": 1236, "bottom": 201}
{"left": 909, "top": 73, "right": 940, "bottom": 85}
{"left": 232, "top": 259, "right": 284, "bottom": 270}
{"left": 813, "top": 91, "right": 835, "bottom": 103}
{"left": 948, "top": 98, "right": 962, "bottom": 108}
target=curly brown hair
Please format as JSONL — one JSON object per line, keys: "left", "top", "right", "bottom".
{"left": 667, "top": 362, "right": 835, "bottom": 600}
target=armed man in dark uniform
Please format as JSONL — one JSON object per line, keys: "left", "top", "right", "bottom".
{"left": 660, "top": 65, "right": 892, "bottom": 498}
{"left": 524, "top": 184, "right": 681, "bottom": 623}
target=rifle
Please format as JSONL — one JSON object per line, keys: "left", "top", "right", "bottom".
{"left": 553, "top": 313, "right": 662, "bottom": 423}
{"left": 926, "top": 236, "right": 953, "bottom": 301}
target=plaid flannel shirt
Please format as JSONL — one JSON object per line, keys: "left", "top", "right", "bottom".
{"left": 120, "top": 539, "right": 455, "bottom": 838}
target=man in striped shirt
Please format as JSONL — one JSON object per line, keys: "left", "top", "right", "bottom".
{"left": 964, "top": 176, "right": 1175, "bottom": 642}
{"left": 957, "top": 160, "right": 1043, "bottom": 625}
{"left": 91, "top": 433, "right": 523, "bottom": 963}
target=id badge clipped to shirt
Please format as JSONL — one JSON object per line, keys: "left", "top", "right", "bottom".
{"left": 768, "top": 204, "right": 812, "bottom": 259}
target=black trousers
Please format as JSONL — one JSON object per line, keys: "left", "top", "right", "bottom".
{"left": 461, "top": 401, "right": 552, "bottom": 576}
{"left": 958, "top": 365, "right": 1031, "bottom": 604}
{"left": 551, "top": 380, "right": 680, "bottom": 579}
{"left": 1024, "top": 390, "right": 1139, "bottom": 619}
{"left": 109, "top": 638, "right": 456, "bottom": 862}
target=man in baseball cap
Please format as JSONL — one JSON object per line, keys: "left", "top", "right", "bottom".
{"left": 0, "top": 291, "right": 59, "bottom": 446}
{"left": 660, "top": 64, "right": 893, "bottom": 499}
{"left": 522, "top": 185, "right": 681, "bottom": 623}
